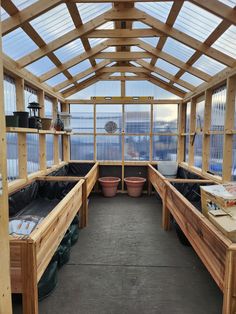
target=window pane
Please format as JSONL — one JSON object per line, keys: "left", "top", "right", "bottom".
{"left": 211, "top": 85, "right": 226, "bottom": 131}
{"left": 153, "top": 104, "right": 178, "bottom": 133}
{"left": 184, "top": 135, "right": 189, "bottom": 162}
{"left": 125, "top": 135, "right": 150, "bottom": 161}
{"left": 7, "top": 133, "right": 18, "bottom": 181}
{"left": 24, "top": 85, "right": 38, "bottom": 112}
{"left": 194, "top": 134, "right": 203, "bottom": 168}
{"left": 96, "top": 105, "right": 122, "bottom": 134}
{"left": 185, "top": 102, "right": 191, "bottom": 132}
{"left": 232, "top": 134, "right": 236, "bottom": 180}
{"left": 125, "top": 105, "right": 150, "bottom": 134}
{"left": 196, "top": 97, "right": 205, "bottom": 130}
{"left": 4, "top": 75, "right": 16, "bottom": 115}
{"left": 70, "top": 104, "right": 94, "bottom": 133}
{"left": 59, "top": 135, "right": 63, "bottom": 162}
{"left": 46, "top": 134, "right": 54, "bottom": 167}
{"left": 153, "top": 135, "right": 177, "bottom": 161}
{"left": 97, "top": 135, "right": 122, "bottom": 161}
{"left": 209, "top": 134, "right": 224, "bottom": 176}
{"left": 71, "top": 135, "right": 94, "bottom": 160}
{"left": 44, "top": 96, "right": 53, "bottom": 118}
{"left": 27, "top": 134, "right": 39, "bottom": 174}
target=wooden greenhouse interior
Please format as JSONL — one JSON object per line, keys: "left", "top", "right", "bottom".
{"left": 1, "top": 0, "right": 236, "bottom": 313}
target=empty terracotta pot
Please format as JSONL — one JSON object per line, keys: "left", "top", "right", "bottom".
{"left": 98, "top": 177, "right": 121, "bottom": 197}
{"left": 124, "top": 177, "right": 146, "bottom": 197}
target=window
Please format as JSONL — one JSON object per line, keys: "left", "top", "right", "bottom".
{"left": 44, "top": 96, "right": 53, "bottom": 118}
{"left": 46, "top": 134, "right": 54, "bottom": 167}
{"left": 71, "top": 135, "right": 94, "bottom": 160}
{"left": 97, "top": 135, "right": 122, "bottom": 161}
{"left": 153, "top": 135, "right": 177, "bottom": 161}
{"left": 4, "top": 75, "right": 16, "bottom": 115}
{"left": 194, "top": 96, "right": 205, "bottom": 168}
{"left": 27, "top": 134, "right": 39, "bottom": 174}
{"left": 24, "top": 85, "right": 38, "bottom": 112}
{"left": 125, "top": 105, "right": 150, "bottom": 134}
{"left": 6, "top": 133, "right": 18, "bottom": 181}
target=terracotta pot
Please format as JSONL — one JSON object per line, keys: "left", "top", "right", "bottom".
{"left": 41, "top": 118, "right": 52, "bottom": 130}
{"left": 98, "top": 177, "right": 121, "bottom": 197}
{"left": 124, "top": 177, "right": 146, "bottom": 197}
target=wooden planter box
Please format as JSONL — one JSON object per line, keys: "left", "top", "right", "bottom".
{"left": 39, "top": 162, "right": 99, "bottom": 228}
{"left": 148, "top": 163, "right": 236, "bottom": 314}
{"left": 10, "top": 179, "right": 84, "bottom": 314}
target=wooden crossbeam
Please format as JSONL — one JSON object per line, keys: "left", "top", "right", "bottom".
{"left": 95, "top": 51, "right": 152, "bottom": 60}
{"left": 133, "top": 7, "right": 236, "bottom": 67}
{"left": 136, "top": 59, "right": 195, "bottom": 91}
{"left": 190, "top": 0, "right": 236, "bottom": 26}
{"left": 87, "top": 29, "right": 163, "bottom": 38}
{"left": 54, "top": 60, "right": 111, "bottom": 92}
{"left": 101, "top": 66, "right": 149, "bottom": 73}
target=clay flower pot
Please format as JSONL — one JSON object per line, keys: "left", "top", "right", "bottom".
{"left": 41, "top": 118, "right": 52, "bottom": 130}
{"left": 124, "top": 177, "right": 146, "bottom": 197}
{"left": 98, "top": 177, "right": 121, "bottom": 197}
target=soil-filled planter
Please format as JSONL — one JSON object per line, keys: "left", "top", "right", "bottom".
{"left": 41, "top": 118, "right": 52, "bottom": 130}
{"left": 50, "top": 162, "right": 95, "bottom": 177}
{"left": 98, "top": 177, "right": 121, "bottom": 197}
{"left": 124, "top": 177, "right": 146, "bottom": 197}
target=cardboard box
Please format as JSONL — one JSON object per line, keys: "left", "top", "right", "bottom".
{"left": 208, "top": 210, "right": 236, "bottom": 242}
{"left": 200, "top": 183, "right": 236, "bottom": 217}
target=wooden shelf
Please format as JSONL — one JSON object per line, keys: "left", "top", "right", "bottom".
{"left": 6, "top": 127, "right": 70, "bottom": 135}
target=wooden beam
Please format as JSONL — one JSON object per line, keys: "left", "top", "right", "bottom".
{"left": 2, "top": 0, "right": 63, "bottom": 35}
{"left": 137, "top": 39, "right": 212, "bottom": 82}
{"left": 134, "top": 7, "right": 236, "bottom": 67}
{"left": 101, "top": 66, "right": 149, "bottom": 73}
{"left": 66, "top": 98, "right": 181, "bottom": 104}
{"left": 136, "top": 59, "right": 195, "bottom": 91}
{"left": 87, "top": 29, "right": 163, "bottom": 38}
{"left": 100, "top": 75, "right": 147, "bottom": 80}
{"left": 95, "top": 51, "right": 152, "bottom": 60}
{"left": 0, "top": 1, "right": 12, "bottom": 310}
{"left": 190, "top": 0, "right": 236, "bottom": 26}
{"left": 54, "top": 60, "right": 111, "bottom": 92}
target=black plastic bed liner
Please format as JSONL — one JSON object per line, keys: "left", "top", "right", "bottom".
{"left": 49, "top": 162, "right": 95, "bottom": 177}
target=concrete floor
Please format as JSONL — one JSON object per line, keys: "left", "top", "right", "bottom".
{"left": 14, "top": 194, "right": 223, "bottom": 314}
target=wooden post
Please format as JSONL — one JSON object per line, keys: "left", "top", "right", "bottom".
{"left": 202, "top": 89, "right": 212, "bottom": 173}
{"left": 121, "top": 79, "right": 125, "bottom": 191}
{"left": 22, "top": 241, "right": 38, "bottom": 314}
{"left": 16, "top": 78, "right": 28, "bottom": 179}
{"left": 189, "top": 98, "right": 196, "bottom": 166}
{"left": 39, "top": 90, "right": 46, "bottom": 170}
{"left": 222, "top": 75, "right": 236, "bottom": 182}
{"left": 177, "top": 102, "right": 186, "bottom": 163}
{"left": 0, "top": 2, "right": 13, "bottom": 311}
{"left": 162, "top": 186, "right": 170, "bottom": 231}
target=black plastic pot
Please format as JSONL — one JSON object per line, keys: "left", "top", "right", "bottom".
{"left": 38, "top": 260, "right": 58, "bottom": 301}
{"left": 13, "top": 111, "right": 29, "bottom": 128}
{"left": 5, "top": 115, "right": 19, "bottom": 127}
{"left": 58, "top": 229, "right": 72, "bottom": 267}
{"left": 70, "top": 224, "right": 79, "bottom": 246}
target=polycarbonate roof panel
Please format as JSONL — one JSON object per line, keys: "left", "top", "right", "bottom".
{"left": 12, "top": 0, "right": 38, "bottom": 10}
{"left": 173, "top": 83, "right": 190, "bottom": 93}
{"left": 133, "top": 21, "right": 151, "bottom": 29}
{"left": 151, "top": 72, "right": 170, "bottom": 83}
{"left": 46, "top": 73, "right": 68, "bottom": 87}
{"left": 54, "top": 38, "right": 85, "bottom": 63}
{"left": 125, "top": 73, "right": 137, "bottom": 77}
{"left": 1, "top": 8, "right": 9, "bottom": 21}
{"left": 141, "top": 37, "right": 159, "bottom": 47}
{"left": 97, "top": 22, "right": 114, "bottom": 30}
{"left": 180, "top": 72, "right": 204, "bottom": 86}
{"left": 193, "top": 55, "right": 226, "bottom": 76}
{"left": 3, "top": 28, "right": 38, "bottom": 60}
{"left": 78, "top": 73, "right": 95, "bottom": 83}
{"left": 89, "top": 38, "right": 107, "bottom": 48}
{"left": 68, "top": 59, "right": 91, "bottom": 76}
{"left": 162, "top": 38, "right": 195, "bottom": 62}
{"left": 130, "top": 61, "right": 142, "bottom": 67}
{"left": 155, "top": 59, "right": 180, "bottom": 75}
{"left": 60, "top": 84, "right": 74, "bottom": 93}
{"left": 135, "top": 2, "right": 173, "bottom": 23}
{"left": 102, "top": 47, "right": 116, "bottom": 52}
{"left": 131, "top": 46, "right": 146, "bottom": 52}
{"left": 212, "top": 26, "right": 236, "bottom": 59}
{"left": 76, "top": 3, "right": 112, "bottom": 24}
{"left": 30, "top": 4, "right": 74, "bottom": 43}
{"left": 26, "top": 57, "right": 55, "bottom": 76}
{"left": 218, "top": 0, "right": 236, "bottom": 7}
{"left": 174, "top": 2, "right": 222, "bottom": 42}
{"left": 143, "top": 58, "right": 152, "bottom": 63}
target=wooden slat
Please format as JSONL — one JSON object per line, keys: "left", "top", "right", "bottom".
{"left": 88, "top": 28, "right": 163, "bottom": 38}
